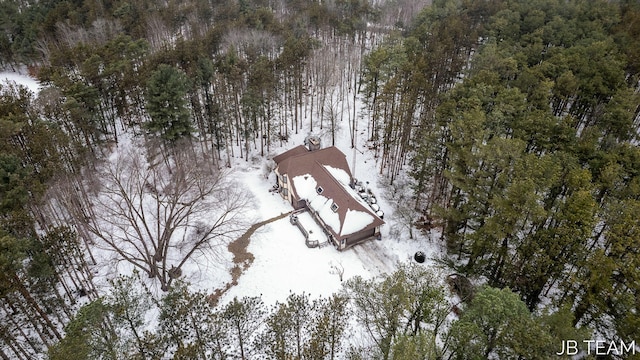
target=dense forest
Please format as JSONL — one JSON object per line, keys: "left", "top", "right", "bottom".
{"left": 1, "top": 0, "right": 639, "bottom": 358}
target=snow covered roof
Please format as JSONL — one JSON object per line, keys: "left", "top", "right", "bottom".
{"left": 274, "top": 146, "right": 384, "bottom": 240}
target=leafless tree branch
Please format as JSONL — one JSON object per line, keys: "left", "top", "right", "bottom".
{"left": 78, "top": 143, "right": 251, "bottom": 291}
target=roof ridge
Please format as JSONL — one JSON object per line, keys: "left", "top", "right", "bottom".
{"left": 315, "top": 161, "right": 382, "bottom": 236}
{"left": 278, "top": 146, "right": 384, "bottom": 241}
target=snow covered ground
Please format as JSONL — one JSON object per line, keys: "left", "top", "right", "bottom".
{"left": 91, "top": 93, "right": 445, "bottom": 306}
{"left": 0, "top": 69, "right": 41, "bottom": 94}
{"left": 3, "top": 68, "right": 443, "bottom": 307}
{"left": 211, "top": 109, "right": 443, "bottom": 306}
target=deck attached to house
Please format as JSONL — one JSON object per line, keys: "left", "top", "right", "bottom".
{"left": 290, "top": 210, "right": 330, "bottom": 248}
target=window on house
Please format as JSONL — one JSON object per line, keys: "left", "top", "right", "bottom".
{"left": 282, "top": 188, "right": 288, "bottom": 196}
{"left": 317, "top": 186, "right": 324, "bottom": 194}
{"left": 331, "top": 203, "right": 339, "bottom": 212}
{"left": 282, "top": 175, "right": 287, "bottom": 184}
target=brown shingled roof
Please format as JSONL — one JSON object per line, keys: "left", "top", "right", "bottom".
{"left": 274, "top": 146, "right": 384, "bottom": 241}
{"left": 313, "top": 163, "right": 384, "bottom": 239}
{"left": 276, "top": 146, "right": 352, "bottom": 183}
{"left": 272, "top": 145, "right": 308, "bottom": 165}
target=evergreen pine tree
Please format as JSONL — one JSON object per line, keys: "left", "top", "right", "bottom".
{"left": 145, "top": 64, "right": 194, "bottom": 143}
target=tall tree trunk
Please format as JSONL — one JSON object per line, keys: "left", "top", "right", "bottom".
{"left": 12, "top": 274, "right": 62, "bottom": 340}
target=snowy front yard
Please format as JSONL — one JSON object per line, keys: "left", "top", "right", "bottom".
{"left": 210, "top": 144, "right": 442, "bottom": 306}
{"left": 1, "top": 69, "right": 442, "bottom": 306}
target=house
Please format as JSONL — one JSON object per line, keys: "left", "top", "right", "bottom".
{"left": 273, "top": 145, "right": 384, "bottom": 250}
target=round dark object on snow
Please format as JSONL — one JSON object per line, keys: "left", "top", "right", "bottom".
{"left": 414, "top": 251, "right": 426, "bottom": 263}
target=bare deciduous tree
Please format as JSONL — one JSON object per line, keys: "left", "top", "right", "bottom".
{"left": 329, "top": 260, "right": 345, "bottom": 282}
{"left": 81, "top": 145, "right": 251, "bottom": 291}
{"left": 321, "top": 88, "right": 341, "bottom": 147}
{"left": 221, "top": 28, "right": 281, "bottom": 60}
{"left": 145, "top": 13, "right": 174, "bottom": 51}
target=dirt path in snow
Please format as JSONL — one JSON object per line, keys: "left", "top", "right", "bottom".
{"left": 209, "top": 211, "right": 292, "bottom": 305}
